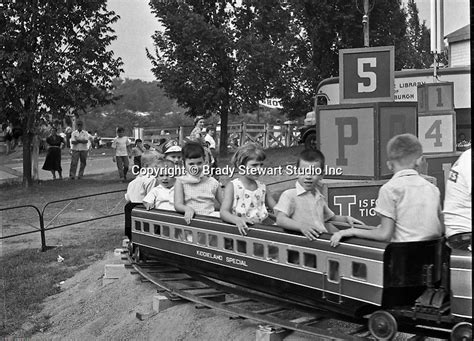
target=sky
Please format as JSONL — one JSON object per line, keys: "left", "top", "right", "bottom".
{"left": 108, "top": 0, "right": 470, "bottom": 81}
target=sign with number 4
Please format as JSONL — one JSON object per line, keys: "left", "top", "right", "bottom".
{"left": 418, "top": 114, "right": 455, "bottom": 153}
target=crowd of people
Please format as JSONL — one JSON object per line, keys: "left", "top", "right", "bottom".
{"left": 123, "top": 131, "right": 471, "bottom": 253}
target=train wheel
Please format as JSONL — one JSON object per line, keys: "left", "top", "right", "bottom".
{"left": 133, "top": 245, "right": 146, "bottom": 263}
{"left": 368, "top": 310, "right": 398, "bottom": 340}
{"left": 451, "top": 322, "right": 472, "bottom": 341}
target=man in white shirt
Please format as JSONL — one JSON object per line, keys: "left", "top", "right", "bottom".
{"left": 69, "top": 121, "right": 92, "bottom": 179}
{"left": 444, "top": 149, "right": 471, "bottom": 250}
{"left": 112, "top": 127, "right": 132, "bottom": 182}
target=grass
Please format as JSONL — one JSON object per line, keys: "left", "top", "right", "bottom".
{"left": 0, "top": 144, "right": 304, "bottom": 337}
{"left": 1, "top": 220, "right": 123, "bottom": 337}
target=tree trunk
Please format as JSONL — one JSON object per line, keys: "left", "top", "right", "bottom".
{"left": 32, "top": 135, "right": 39, "bottom": 181}
{"left": 219, "top": 110, "right": 228, "bottom": 156}
{"left": 22, "top": 132, "right": 33, "bottom": 187}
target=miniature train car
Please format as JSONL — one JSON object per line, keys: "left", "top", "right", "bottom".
{"left": 130, "top": 207, "right": 472, "bottom": 339}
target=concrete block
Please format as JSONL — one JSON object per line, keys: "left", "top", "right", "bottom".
{"left": 256, "top": 325, "right": 287, "bottom": 341}
{"left": 104, "top": 264, "right": 126, "bottom": 279}
{"left": 152, "top": 294, "right": 174, "bottom": 312}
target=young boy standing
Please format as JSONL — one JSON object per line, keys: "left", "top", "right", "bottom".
{"left": 330, "top": 133, "right": 443, "bottom": 246}
{"left": 274, "top": 149, "right": 363, "bottom": 240}
{"left": 112, "top": 127, "right": 132, "bottom": 182}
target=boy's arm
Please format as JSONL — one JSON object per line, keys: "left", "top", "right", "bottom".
{"left": 143, "top": 191, "right": 155, "bottom": 210}
{"left": 330, "top": 216, "right": 395, "bottom": 247}
{"left": 330, "top": 215, "right": 365, "bottom": 227}
{"left": 275, "top": 211, "right": 323, "bottom": 240}
{"left": 173, "top": 180, "right": 194, "bottom": 224}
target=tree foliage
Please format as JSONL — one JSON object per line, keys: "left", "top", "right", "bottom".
{"left": 0, "top": 0, "right": 123, "bottom": 186}
{"left": 147, "top": 0, "right": 438, "bottom": 146}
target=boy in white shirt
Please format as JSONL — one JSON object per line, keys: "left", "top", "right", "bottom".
{"left": 143, "top": 159, "right": 176, "bottom": 211}
{"left": 124, "top": 152, "right": 157, "bottom": 239}
{"left": 112, "top": 127, "right": 132, "bottom": 182}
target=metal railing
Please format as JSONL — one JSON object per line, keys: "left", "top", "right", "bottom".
{"left": 0, "top": 189, "right": 125, "bottom": 252}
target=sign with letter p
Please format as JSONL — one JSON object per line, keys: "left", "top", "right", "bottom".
{"left": 339, "top": 46, "right": 394, "bottom": 103}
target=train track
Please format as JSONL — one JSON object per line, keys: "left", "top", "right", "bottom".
{"left": 127, "top": 256, "right": 375, "bottom": 340}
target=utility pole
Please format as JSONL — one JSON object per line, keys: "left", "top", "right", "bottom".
{"left": 357, "top": 0, "right": 375, "bottom": 47}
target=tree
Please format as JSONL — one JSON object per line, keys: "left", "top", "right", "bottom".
{"left": 0, "top": 0, "right": 123, "bottom": 186}
{"left": 403, "top": 0, "right": 432, "bottom": 69}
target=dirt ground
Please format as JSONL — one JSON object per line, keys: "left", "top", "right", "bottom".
{"left": 19, "top": 251, "right": 317, "bottom": 341}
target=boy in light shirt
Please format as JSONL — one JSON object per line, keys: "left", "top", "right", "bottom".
{"left": 331, "top": 134, "right": 443, "bottom": 247}
{"left": 143, "top": 159, "right": 176, "bottom": 211}
{"left": 124, "top": 152, "right": 157, "bottom": 239}
{"left": 112, "top": 127, "right": 132, "bottom": 182}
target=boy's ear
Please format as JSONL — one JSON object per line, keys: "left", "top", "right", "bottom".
{"left": 415, "top": 155, "right": 428, "bottom": 174}
{"left": 386, "top": 160, "right": 394, "bottom": 172}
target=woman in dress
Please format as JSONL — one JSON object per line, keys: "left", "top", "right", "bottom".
{"left": 189, "top": 116, "right": 205, "bottom": 142}
{"left": 42, "top": 127, "right": 65, "bottom": 179}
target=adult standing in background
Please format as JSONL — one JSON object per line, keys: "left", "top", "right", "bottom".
{"left": 42, "top": 127, "right": 65, "bottom": 179}
{"left": 69, "top": 120, "right": 92, "bottom": 180}
{"left": 444, "top": 148, "right": 472, "bottom": 251}
{"left": 190, "top": 116, "right": 205, "bottom": 142}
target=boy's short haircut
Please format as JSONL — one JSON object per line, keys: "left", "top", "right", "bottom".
{"left": 387, "top": 133, "right": 422, "bottom": 165}
{"left": 135, "top": 138, "right": 142, "bottom": 145}
{"left": 182, "top": 141, "right": 205, "bottom": 160}
{"left": 231, "top": 142, "right": 266, "bottom": 168}
{"left": 141, "top": 151, "right": 157, "bottom": 168}
{"left": 297, "top": 149, "right": 325, "bottom": 168}
{"left": 156, "top": 159, "right": 175, "bottom": 170}
{"left": 207, "top": 126, "right": 215, "bottom": 132}
{"left": 116, "top": 127, "right": 124, "bottom": 133}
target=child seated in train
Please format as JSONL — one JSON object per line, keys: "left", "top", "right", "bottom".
{"left": 161, "top": 139, "right": 183, "bottom": 166}
{"left": 274, "top": 149, "right": 363, "bottom": 240}
{"left": 330, "top": 134, "right": 444, "bottom": 247}
{"left": 143, "top": 159, "right": 176, "bottom": 211}
{"left": 124, "top": 152, "right": 158, "bottom": 239}
{"left": 174, "top": 142, "right": 224, "bottom": 224}
{"left": 220, "top": 143, "right": 276, "bottom": 235}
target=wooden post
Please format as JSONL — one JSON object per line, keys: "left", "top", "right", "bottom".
{"left": 264, "top": 123, "right": 270, "bottom": 148}
{"left": 241, "top": 122, "right": 246, "bottom": 146}
{"left": 284, "top": 125, "right": 290, "bottom": 147}
{"left": 178, "top": 126, "right": 184, "bottom": 145}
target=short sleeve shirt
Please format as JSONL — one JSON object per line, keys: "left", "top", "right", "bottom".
{"left": 70, "top": 130, "right": 91, "bottom": 151}
{"left": 112, "top": 136, "right": 131, "bottom": 156}
{"left": 143, "top": 185, "right": 175, "bottom": 211}
{"left": 125, "top": 175, "right": 156, "bottom": 203}
{"left": 179, "top": 176, "right": 220, "bottom": 216}
{"left": 274, "top": 181, "right": 335, "bottom": 233}
{"left": 443, "top": 149, "right": 471, "bottom": 238}
{"left": 375, "top": 169, "right": 443, "bottom": 242}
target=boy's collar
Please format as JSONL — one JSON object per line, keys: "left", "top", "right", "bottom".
{"left": 392, "top": 168, "right": 419, "bottom": 178}
{"left": 295, "top": 180, "right": 322, "bottom": 197}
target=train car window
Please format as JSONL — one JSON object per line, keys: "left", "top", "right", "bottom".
{"left": 162, "top": 225, "right": 170, "bottom": 237}
{"left": 134, "top": 221, "right": 141, "bottom": 231}
{"left": 253, "top": 243, "right": 264, "bottom": 258}
{"left": 236, "top": 240, "right": 247, "bottom": 253}
{"left": 328, "top": 260, "right": 340, "bottom": 283}
{"left": 303, "top": 253, "right": 317, "bottom": 268}
{"left": 174, "top": 228, "right": 185, "bottom": 241}
{"left": 184, "top": 230, "right": 193, "bottom": 242}
{"left": 224, "top": 238, "right": 234, "bottom": 251}
{"left": 208, "top": 234, "right": 218, "bottom": 248}
{"left": 197, "top": 232, "right": 206, "bottom": 245}
{"left": 268, "top": 245, "right": 279, "bottom": 262}
{"left": 287, "top": 250, "right": 300, "bottom": 265}
{"left": 143, "top": 222, "right": 150, "bottom": 233}
{"left": 153, "top": 224, "right": 161, "bottom": 235}
{"left": 351, "top": 262, "right": 367, "bottom": 280}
